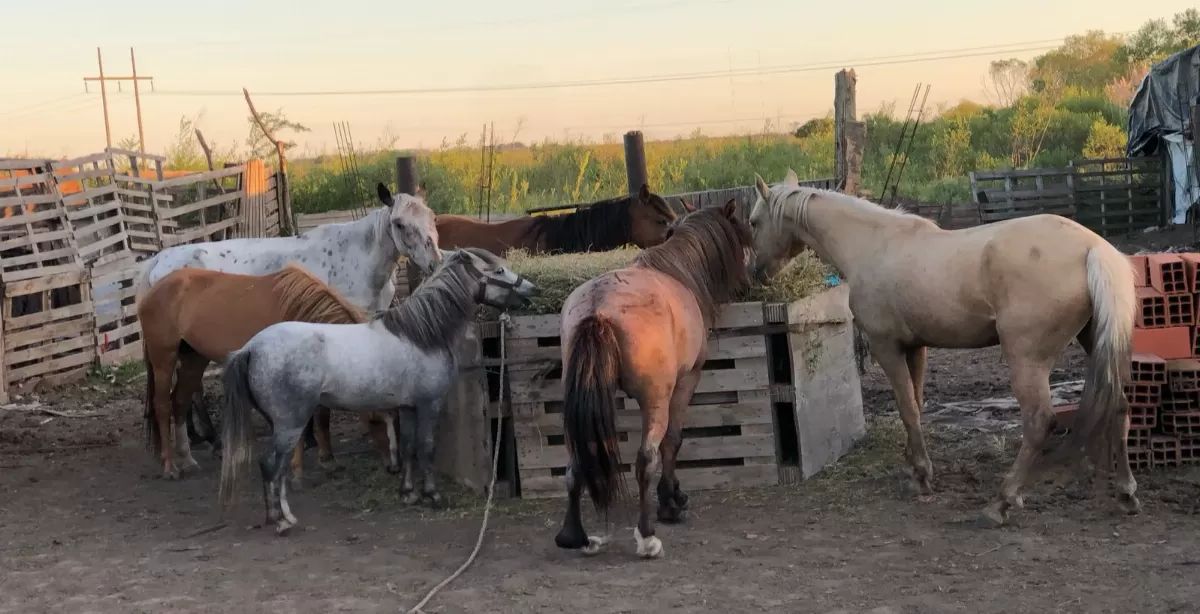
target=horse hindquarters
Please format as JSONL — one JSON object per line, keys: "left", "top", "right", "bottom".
{"left": 555, "top": 316, "right": 624, "bottom": 555}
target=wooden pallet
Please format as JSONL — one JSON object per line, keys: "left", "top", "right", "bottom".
{"left": 498, "top": 303, "right": 779, "bottom": 499}
{"left": 2, "top": 266, "right": 95, "bottom": 394}
{"left": 91, "top": 255, "right": 142, "bottom": 366}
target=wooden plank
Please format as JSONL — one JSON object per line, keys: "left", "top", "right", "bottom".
{"left": 72, "top": 215, "right": 124, "bottom": 239}
{"left": 155, "top": 165, "right": 243, "bottom": 189}
{"left": 5, "top": 313, "right": 93, "bottom": 347}
{"left": 56, "top": 151, "right": 113, "bottom": 169}
{"left": 519, "top": 464, "right": 777, "bottom": 498}
{"left": 78, "top": 231, "right": 129, "bottom": 259}
{"left": 4, "top": 334, "right": 94, "bottom": 366}
{"left": 65, "top": 198, "right": 123, "bottom": 221}
{"left": 159, "top": 190, "right": 240, "bottom": 220}
{"left": 0, "top": 172, "right": 50, "bottom": 189}
{"left": 3, "top": 268, "right": 86, "bottom": 296}
{"left": 161, "top": 217, "right": 239, "bottom": 247}
{"left": 2, "top": 245, "right": 77, "bottom": 268}
{"left": 517, "top": 433, "right": 775, "bottom": 470}
{"left": 6, "top": 350, "right": 95, "bottom": 383}
{"left": 0, "top": 229, "right": 73, "bottom": 251}
{"left": 55, "top": 166, "right": 112, "bottom": 184}
{"left": 105, "top": 147, "right": 166, "bottom": 162}
{"left": 1, "top": 263, "right": 84, "bottom": 283}
{"left": 513, "top": 401, "right": 772, "bottom": 437}
{"left": 0, "top": 208, "right": 62, "bottom": 229}
{"left": 0, "top": 159, "right": 53, "bottom": 171}
{"left": 0, "top": 192, "right": 59, "bottom": 208}
{"left": 509, "top": 362, "right": 770, "bottom": 404}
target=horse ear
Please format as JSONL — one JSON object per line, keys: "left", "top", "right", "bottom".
{"left": 722, "top": 198, "right": 738, "bottom": 218}
{"left": 785, "top": 168, "right": 800, "bottom": 188}
{"left": 416, "top": 182, "right": 427, "bottom": 200}
{"left": 680, "top": 198, "right": 696, "bottom": 213}
{"left": 639, "top": 183, "right": 651, "bottom": 201}
{"left": 377, "top": 182, "right": 393, "bottom": 205}
{"left": 754, "top": 173, "right": 770, "bottom": 200}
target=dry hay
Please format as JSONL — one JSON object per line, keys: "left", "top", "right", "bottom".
{"left": 491, "top": 246, "right": 834, "bottom": 316}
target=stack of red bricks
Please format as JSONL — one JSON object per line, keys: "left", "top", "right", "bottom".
{"left": 1124, "top": 253, "right": 1200, "bottom": 469}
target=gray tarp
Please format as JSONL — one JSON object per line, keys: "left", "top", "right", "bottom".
{"left": 1126, "top": 44, "right": 1200, "bottom": 157}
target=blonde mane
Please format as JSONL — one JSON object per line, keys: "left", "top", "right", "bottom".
{"left": 271, "top": 263, "right": 367, "bottom": 325}
{"left": 764, "top": 184, "right": 929, "bottom": 229}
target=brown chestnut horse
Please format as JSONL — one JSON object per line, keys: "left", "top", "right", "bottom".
{"left": 554, "top": 199, "right": 752, "bottom": 560}
{"left": 436, "top": 184, "right": 681, "bottom": 255}
{"left": 137, "top": 263, "right": 399, "bottom": 484}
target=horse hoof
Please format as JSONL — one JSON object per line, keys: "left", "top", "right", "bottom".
{"left": 275, "top": 519, "right": 295, "bottom": 536}
{"left": 423, "top": 493, "right": 447, "bottom": 510}
{"left": 162, "top": 467, "right": 181, "bottom": 481}
{"left": 1118, "top": 493, "right": 1142, "bottom": 515}
{"left": 319, "top": 459, "right": 343, "bottom": 474}
{"left": 673, "top": 490, "right": 689, "bottom": 509}
{"left": 289, "top": 477, "right": 305, "bottom": 492}
{"left": 976, "top": 504, "right": 1008, "bottom": 529}
{"left": 657, "top": 504, "right": 684, "bottom": 524}
{"left": 385, "top": 464, "right": 401, "bottom": 475}
{"left": 582, "top": 535, "right": 607, "bottom": 556}
{"left": 634, "top": 528, "right": 663, "bottom": 559}
{"left": 400, "top": 490, "right": 421, "bottom": 506}
{"left": 180, "top": 458, "right": 201, "bottom": 473}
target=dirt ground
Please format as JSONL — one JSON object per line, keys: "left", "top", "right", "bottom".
{"left": 4, "top": 228, "right": 1200, "bottom": 614}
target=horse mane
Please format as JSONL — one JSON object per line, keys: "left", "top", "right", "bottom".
{"left": 521, "top": 193, "right": 672, "bottom": 253}
{"left": 271, "top": 263, "right": 367, "bottom": 325}
{"left": 766, "top": 185, "right": 928, "bottom": 226}
{"left": 374, "top": 253, "right": 478, "bottom": 352}
{"left": 634, "top": 206, "right": 752, "bottom": 327}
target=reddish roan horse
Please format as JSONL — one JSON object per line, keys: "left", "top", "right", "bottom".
{"left": 435, "top": 184, "right": 682, "bottom": 255}
{"left": 554, "top": 200, "right": 752, "bottom": 559}
{"left": 137, "top": 263, "right": 399, "bottom": 485}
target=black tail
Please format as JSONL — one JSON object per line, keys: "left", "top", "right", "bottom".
{"left": 219, "top": 348, "right": 257, "bottom": 508}
{"left": 563, "top": 316, "right": 626, "bottom": 512}
{"left": 143, "top": 344, "right": 161, "bottom": 454}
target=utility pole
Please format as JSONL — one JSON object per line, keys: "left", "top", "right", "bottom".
{"left": 83, "top": 47, "right": 154, "bottom": 151}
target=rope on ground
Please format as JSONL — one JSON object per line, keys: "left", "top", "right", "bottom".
{"left": 404, "top": 311, "right": 510, "bottom": 614}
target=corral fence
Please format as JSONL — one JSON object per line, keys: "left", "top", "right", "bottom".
{"left": 0, "top": 148, "right": 282, "bottom": 401}
{"left": 969, "top": 156, "right": 1166, "bottom": 237}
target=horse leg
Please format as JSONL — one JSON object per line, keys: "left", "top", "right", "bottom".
{"left": 171, "top": 352, "right": 208, "bottom": 474}
{"left": 907, "top": 346, "right": 927, "bottom": 411}
{"left": 396, "top": 407, "right": 421, "bottom": 505}
{"left": 554, "top": 461, "right": 607, "bottom": 554}
{"left": 262, "top": 423, "right": 306, "bottom": 536}
{"left": 314, "top": 405, "right": 340, "bottom": 472}
{"left": 416, "top": 400, "right": 445, "bottom": 508}
{"left": 189, "top": 394, "right": 221, "bottom": 458}
{"left": 979, "top": 356, "right": 1055, "bottom": 528}
{"left": 634, "top": 392, "right": 672, "bottom": 559}
{"left": 150, "top": 350, "right": 180, "bottom": 479}
{"left": 871, "top": 341, "right": 934, "bottom": 497}
{"left": 658, "top": 366, "right": 702, "bottom": 524}
{"left": 372, "top": 410, "right": 401, "bottom": 474}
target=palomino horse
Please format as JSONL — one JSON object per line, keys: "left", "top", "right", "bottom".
{"left": 747, "top": 170, "right": 1137, "bottom": 527}
{"left": 554, "top": 200, "right": 752, "bottom": 559}
{"left": 436, "top": 184, "right": 679, "bottom": 255}
{"left": 134, "top": 182, "right": 441, "bottom": 451}
{"left": 218, "top": 248, "right": 540, "bottom": 535}
{"left": 137, "top": 263, "right": 400, "bottom": 483}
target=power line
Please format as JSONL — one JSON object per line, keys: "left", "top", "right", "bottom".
{"left": 145, "top": 38, "right": 1077, "bottom": 99}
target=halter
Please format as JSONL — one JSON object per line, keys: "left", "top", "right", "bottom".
{"left": 460, "top": 256, "right": 530, "bottom": 302}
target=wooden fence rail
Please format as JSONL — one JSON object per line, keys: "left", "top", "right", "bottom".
{"left": 970, "top": 156, "right": 1164, "bottom": 237}
{"left": 0, "top": 149, "right": 283, "bottom": 400}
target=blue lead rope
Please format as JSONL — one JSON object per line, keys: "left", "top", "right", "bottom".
{"left": 825, "top": 273, "right": 841, "bottom": 287}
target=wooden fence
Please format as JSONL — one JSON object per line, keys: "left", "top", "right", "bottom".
{"left": 0, "top": 148, "right": 282, "bottom": 401}
{"left": 969, "top": 157, "right": 1165, "bottom": 236}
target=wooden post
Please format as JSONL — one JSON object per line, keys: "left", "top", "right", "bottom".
{"left": 843, "top": 120, "right": 866, "bottom": 196}
{"left": 395, "top": 155, "right": 419, "bottom": 196}
{"left": 243, "top": 87, "right": 295, "bottom": 236}
{"left": 623, "top": 130, "right": 649, "bottom": 193}
{"left": 834, "top": 69, "right": 859, "bottom": 193}
{"left": 96, "top": 48, "right": 112, "bottom": 149}
{"left": 398, "top": 155, "right": 425, "bottom": 297}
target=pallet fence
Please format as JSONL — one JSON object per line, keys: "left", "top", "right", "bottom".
{"left": 970, "top": 156, "right": 1165, "bottom": 236}
{"left": 0, "top": 148, "right": 283, "bottom": 400}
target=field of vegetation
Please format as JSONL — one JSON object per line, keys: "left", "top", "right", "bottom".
{"left": 109, "top": 10, "right": 1200, "bottom": 216}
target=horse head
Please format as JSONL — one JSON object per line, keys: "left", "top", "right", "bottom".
{"left": 376, "top": 182, "right": 441, "bottom": 276}
{"left": 454, "top": 247, "right": 539, "bottom": 310}
{"left": 748, "top": 169, "right": 806, "bottom": 283}
{"left": 627, "top": 183, "right": 677, "bottom": 249}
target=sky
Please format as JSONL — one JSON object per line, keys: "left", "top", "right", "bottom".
{"left": 0, "top": 0, "right": 1194, "bottom": 158}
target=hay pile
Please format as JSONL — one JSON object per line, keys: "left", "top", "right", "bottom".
{"left": 493, "top": 246, "right": 834, "bottom": 316}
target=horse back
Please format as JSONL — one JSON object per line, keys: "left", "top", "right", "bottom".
{"left": 435, "top": 215, "right": 536, "bottom": 254}
{"left": 562, "top": 267, "right": 707, "bottom": 379}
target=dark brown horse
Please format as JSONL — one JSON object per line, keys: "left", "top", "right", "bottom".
{"left": 435, "top": 184, "right": 680, "bottom": 255}
{"left": 553, "top": 200, "right": 752, "bottom": 559}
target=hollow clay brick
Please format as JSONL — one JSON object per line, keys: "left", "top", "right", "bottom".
{"left": 1132, "top": 326, "right": 1192, "bottom": 360}
{"left": 1148, "top": 253, "right": 1188, "bottom": 295}
{"left": 1136, "top": 287, "right": 1168, "bottom": 328}
{"left": 1179, "top": 253, "right": 1200, "bottom": 293}
{"left": 1129, "top": 255, "right": 1149, "bottom": 287}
